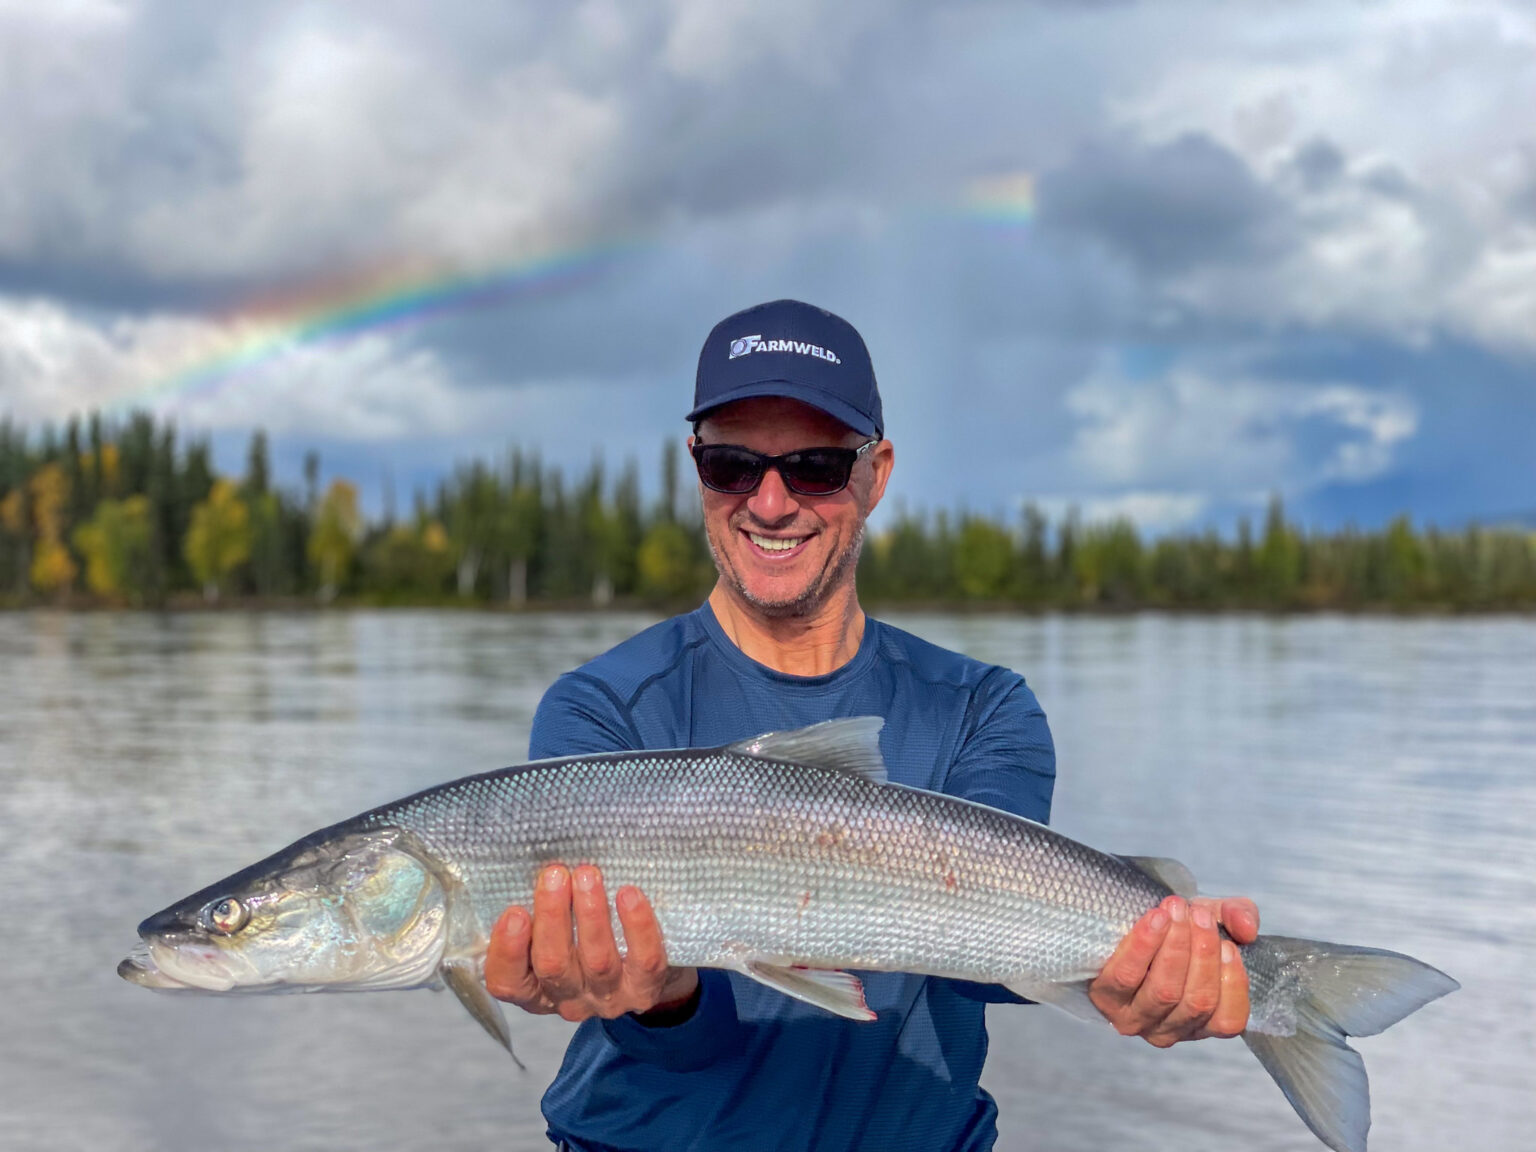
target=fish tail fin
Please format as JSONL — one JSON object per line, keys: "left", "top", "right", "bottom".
{"left": 1242, "top": 935, "right": 1458, "bottom": 1152}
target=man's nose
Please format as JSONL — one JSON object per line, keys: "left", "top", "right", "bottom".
{"left": 746, "top": 464, "right": 800, "bottom": 522}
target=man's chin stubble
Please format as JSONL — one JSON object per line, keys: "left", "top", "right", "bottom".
{"left": 707, "top": 523, "right": 866, "bottom": 619}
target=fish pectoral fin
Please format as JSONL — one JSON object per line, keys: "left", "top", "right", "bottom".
{"left": 1118, "top": 856, "right": 1198, "bottom": 898}
{"left": 441, "top": 959, "right": 525, "bottom": 1071}
{"left": 740, "top": 961, "right": 877, "bottom": 1021}
{"left": 1004, "top": 976, "right": 1107, "bottom": 1026}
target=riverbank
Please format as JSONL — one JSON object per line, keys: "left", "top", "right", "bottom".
{"left": 4, "top": 592, "right": 1533, "bottom": 615}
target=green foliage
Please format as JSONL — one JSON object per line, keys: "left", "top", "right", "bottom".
{"left": 0, "top": 413, "right": 1532, "bottom": 611}
{"left": 184, "top": 480, "right": 252, "bottom": 601}
{"left": 361, "top": 519, "right": 452, "bottom": 599}
{"left": 309, "top": 479, "right": 361, "bottom": 600}
{"left": 638, "top": 520, "right": 703, "bottom": 601}
{"left": 1258, "top": 494, "right": 1302, "bottom": 605}
{"left": 955, "top": 517, "right": 1016, "bottom": 600}
{"left": 73, "top": 496, "right": 153, "bottom": 601}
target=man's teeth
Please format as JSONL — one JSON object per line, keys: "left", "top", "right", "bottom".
{"left": 749, "top": 533, "right": 804, "bottom": 552}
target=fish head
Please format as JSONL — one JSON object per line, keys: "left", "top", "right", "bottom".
{"left": 119, "top": 828, "right": 451, "bottom": 994}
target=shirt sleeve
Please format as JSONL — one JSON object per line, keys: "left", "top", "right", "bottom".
{"left": 943, "top": 670, "right": 1056, "bottom": 822}
{"left": 942, "top": 669, "right": 1058, "bottom": 1005}
{"left": 529, "top": 672, "right": 644, "bottom": 759}
{"left": 528, "top": 671, "right": 752, "bottom": 1062}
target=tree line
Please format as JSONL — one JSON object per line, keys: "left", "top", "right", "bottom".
{"left": 1, "top": 412, "right": 1532, "bottom": 611}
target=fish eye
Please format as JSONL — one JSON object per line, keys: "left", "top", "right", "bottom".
{"left": 206, "top": 897, "right": 250, "bottom": 935}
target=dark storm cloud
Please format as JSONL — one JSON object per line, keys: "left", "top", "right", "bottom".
{"left": 1289, "top": 138, "right": 1347, "bottom": 192}
{"left": 0, "top": 0, "right": 1132, "bottom": 307}
{"left": 1037, "top": 132, "right": 1292, "bottom": 276}
{"left": 3, "top": 0, "right": 1533, "bottom": 535}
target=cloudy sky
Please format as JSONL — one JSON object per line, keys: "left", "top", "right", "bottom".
{"left": 2, "top": 0, "right": 1532, "bottom": 531}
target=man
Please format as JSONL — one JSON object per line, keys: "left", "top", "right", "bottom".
{"left": 485, "top": 300, "right": 1258, "bottom": 1150}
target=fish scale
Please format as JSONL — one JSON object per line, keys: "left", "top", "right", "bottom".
{"left": 122, "top": 717, "right": 1458, "bottom": 1152}
{"left": 364, "top": 745, "right": 1168, "bottom": 985}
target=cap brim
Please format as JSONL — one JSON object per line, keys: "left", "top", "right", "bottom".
{"left": 686, "top": 379, "right": 880, "bottom": 437}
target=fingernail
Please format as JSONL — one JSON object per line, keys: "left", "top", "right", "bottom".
{"left": 543, "top": 867, "right": 566, "bottom": 891}
{"left": 1147, "top": 908, "right": 1168, "bottom": 933}
{"left": 1169, "top": 899, "right": 1187, "bottom": 923}
{"left": 574, "top": 867, "right": 596, "bottom": 892}
{"left": 1193, "top": 904, "right": 1214, "bottom": 931}
{"left": 1222, "top": 940, "right": 1237, "bottom": 965}
{"left": 502, "top": 907, "right": 528, "bottom": 935}
{"left": 617, "top": 887, "right": 641, "bottom": 914}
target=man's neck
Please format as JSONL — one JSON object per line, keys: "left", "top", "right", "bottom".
{"left": 707, "top": 583, "right": 867, "bottom": 677}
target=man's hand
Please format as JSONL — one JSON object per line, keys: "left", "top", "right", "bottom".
{"left": 1088, "top": 895, "right": 1257, "bottom": 1047}
{"left": 484, "top": 863, "right": 699, "bottom": 1024}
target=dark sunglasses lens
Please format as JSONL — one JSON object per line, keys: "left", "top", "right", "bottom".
{"left": 782, "top": 449, "right": 856, "bottom": 495}
{"left": 696, "top": 446, "right": 764, "bottom": 493}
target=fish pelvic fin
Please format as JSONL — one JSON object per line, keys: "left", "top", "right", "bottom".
{"left": 1242, "top": 935, "right": 1459, "bottom": 1152}
{"left": 441, "top": 958, "right": 524, "bottom": 1071}
{"left": 729, "top": 717, "right": 888, "bottom": 785}
{"left": 1002, "top": 975, "right": 1105, "bottom": 1024}
{"left": 739, "top": 961, "right": 876, "bottom": 1021}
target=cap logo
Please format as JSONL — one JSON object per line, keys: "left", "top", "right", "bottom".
{"left": 727, "top": 333, "right": 841, "bottom": 365}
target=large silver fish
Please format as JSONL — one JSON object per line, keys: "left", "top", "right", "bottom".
{"left": 121, "top": 718, "right": 1455, "bottom": 1152}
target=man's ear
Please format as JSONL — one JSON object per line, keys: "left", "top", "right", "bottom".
{"left": 863, "top": 439, "right": 895, "bottom": 515}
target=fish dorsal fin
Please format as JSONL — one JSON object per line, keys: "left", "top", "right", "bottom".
{"left": 1119, "top": 855, "right": 1198, "bottom": 898}
{"left": 729, "top": 717, "right": 888, "bottom": 784}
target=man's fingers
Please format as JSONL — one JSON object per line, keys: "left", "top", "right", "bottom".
{"left": 1218, "top": 897, "right": 1261, "bottom": 945}
{"left": 615, "top": 885, "right": 670, "bottom": 996}
{"left": 1149, "top": 900, "right": 1223, "bottom": 1044}
{"left": 1202, "top": 939, "right": 1251, "bottom": 1038}
{"left": 1125, "top": 897, "right": 1193, "bottom": 1044}
{"left": 530, "top": 865, "right": 581, "bottom": 1001}
{"left": 1091, "top": 900, "right": 1171, "bottom": 1025}
{"left": 572, "top": 865, "right": 622, "bottom": 1000}
{"left": 484, "top": 906, "right": 550, "bottom": 1009}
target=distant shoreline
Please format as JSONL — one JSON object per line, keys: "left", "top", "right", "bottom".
{"left": 4, "top": 595, "right": 1532, "bottom": 617}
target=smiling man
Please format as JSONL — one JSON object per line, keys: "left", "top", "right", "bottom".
{"left": 485, "top": 299, "right": 1258, "bottom": 1152}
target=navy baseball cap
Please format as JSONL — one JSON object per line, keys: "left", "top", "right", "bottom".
{"left": 687, "top": 299, "right": 884, "bottom": 437}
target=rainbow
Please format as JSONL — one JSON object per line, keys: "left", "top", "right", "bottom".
{"left": 959, "top": 172, "right": 1037, "bottom": 225}
{"left": 124, "top": 177, "right": 1033, "bottom": 413}
{"left": 120, "top": 239, "right": 636, "bottom": 413}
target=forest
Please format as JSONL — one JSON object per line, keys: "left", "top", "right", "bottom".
{"left": 1, "top": 412, "right": 1532, "bottom": 611}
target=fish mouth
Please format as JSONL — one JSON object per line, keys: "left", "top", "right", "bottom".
{"left": 119, "top": 938, "right": 247, "bottom": 993}
{"left": 118, "top": 942, "right": 196, "bottom": 991}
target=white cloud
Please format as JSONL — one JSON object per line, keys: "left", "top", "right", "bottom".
{"left": 1092, "top": 0, "right": 1536, "bottom": 351}
{"left": 0, "top": 296, "right": 474, "bottom": 441}
{"left": 1032, "top": 490, "right": 1209, "bottom": 535}
{"left": 119, "top": 17, "right": 621, "bottom": 281}
{"left": 1063, "top": 363, "right": 1419, "bottom": 498}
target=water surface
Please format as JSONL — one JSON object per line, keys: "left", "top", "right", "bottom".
{"left": 0, "top": 610, "right": 1527, "bottom": 1151}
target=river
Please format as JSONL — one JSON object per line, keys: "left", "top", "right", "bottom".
{"left": 1, "top": 610, "right": 1529, "bottom": 1151}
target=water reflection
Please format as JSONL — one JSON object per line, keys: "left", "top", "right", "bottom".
{"left": 0, "top": 610, "right": 1527, "bottom": 1151}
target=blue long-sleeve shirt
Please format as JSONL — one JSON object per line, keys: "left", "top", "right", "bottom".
{"left": 529, "top": 604, "right": 1056, "bottom": 1152}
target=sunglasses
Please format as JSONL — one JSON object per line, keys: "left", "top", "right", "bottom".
{"left": 691, "top": 440, "right": 879, "bottom": 496}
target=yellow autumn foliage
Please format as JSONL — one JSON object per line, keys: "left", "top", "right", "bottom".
{"left": 185, "top": 480, "right": 252, "bottom": 600}
{"left": 30, "top": 538, "right": 77, "bottom": 595}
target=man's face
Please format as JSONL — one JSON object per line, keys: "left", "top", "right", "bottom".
{"left": 693, "top": 396, "right": 893, "bottom": 619}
